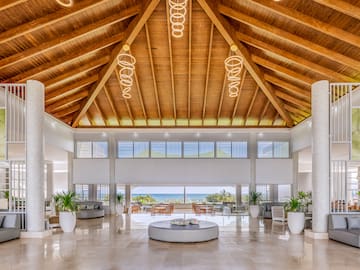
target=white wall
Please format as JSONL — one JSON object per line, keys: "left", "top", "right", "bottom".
{"left": 297, "top": 172, "right": 312, "bottom": 192}
{"left": 115, "top": 159, "right": 251, "bottom": 185}
{"left": 73, "top": 159, "right": 110, "bottom": 184}
{"left": 291, "top": 119, "right": 312, "bottom": 153}
{"left": 256, "top": 159, "right": 293, "bottom": 184}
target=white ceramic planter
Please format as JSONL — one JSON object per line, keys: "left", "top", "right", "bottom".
{"left": 287, "top": 212, "right": 305, "bottom": 234}
{"left": 249, "top": 205, "right": 260, "bottom": 218}
{"left": 59, "top": 211, "right": 76, "bottom": 232}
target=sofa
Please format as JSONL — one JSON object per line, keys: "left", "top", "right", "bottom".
{"left": 76, "top": 201, "right": 105, "bottom": 219}
{"left": 328, "top": 213, "right": 360, "bottom": 248}
{"left": 0, "top": 213, "right": 21, "bottom": 243}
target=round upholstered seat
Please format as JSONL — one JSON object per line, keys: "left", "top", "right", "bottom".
{"left": 148, "top": 220, "right": 219, "bottom": 243}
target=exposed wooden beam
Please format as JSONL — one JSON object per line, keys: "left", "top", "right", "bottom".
{"left": 187, "top": 0, "right": 192, "bottom": 121}
{"left": 46, "top": 91, "right": 88, "bottom": 112}
{"left": 197, "top": 0, "right": 293, "bottom": 127}
{"left": 0, "top": 5, "right": 140, "bottom": 70}
{"left": 103, "top": 86, "right": 121, "bottom": 126}
{"left": 0, "top": 0, "right": 27, "bottom": 12}
{"left": 264, "top": 74, "right": 310, "bottom": 100}
{"left": 53, "top": 104, "right": 82, "bottom": 118}
{"left": 216, "top": 67, "right": 228, "bottom": 126}
{"left": 276, "top": 91, "right": 310, "bottom": 109}
{"left": 166, "top": 0, "right": 177, "bottom": 120}
{"left": 61, "top": 115, "right": 75, "bottom": 125}
{"left": 44, "top": 56, "right": 109, "bottom": 89}
{"left": 312, "top": 0, "right": 360, "bottom": 21}
{"left": 93, "top": 99, "right": 108, "bottom": 126}
{"left": 133, "top": 70, "right": 148, "bottom": 120}
{"left": 247, "top": 0, "right": 360, "bottom": 49}
{"left": 0, "top": 0, "right": 111, "bottom": 45}
{"left": 219, "top": 5, "right": 360, "bottom": 70}
{"left": 202, "top": 23, "right": 214, "bottom": 121}
{"left": 259, "top": 100, "right": 270, "bottom": 124}
{"left": 283, "top": 104, "right": 310, "bottom": 118}
{"left": 46, "top": 75, "right": 98, "bottom": 104}
{"left": 231, "top": 70, "right": 247, "bottom": 122}
{"left": 115, "top": 67, "right": 134, "bottom": 125}
{"left": 237, "top": 32, "right": 355, "bottom": 82}
{"left": 86, "top": 111, "right": 96, "bottom": 126}
{"left": 252, "top": 55, "right": 313, "bottom": 86}
{"left": 71, "top": 0, "right": 160, "bottom": 127}
{"left": 145, "top": 22, "right": 162, "bottom": 120}
{"left": 272, "top": 113, "right": 279, "bottom": 125}
{"left": 244, "top": 87, "right": 259, "bottom": 125}
{"left": 10, "top": 32, "right": 124, "bottom": 82}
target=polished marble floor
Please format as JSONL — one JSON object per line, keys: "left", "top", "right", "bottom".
{"left": 1, "top": 214, "right": 360, "bottom": 270}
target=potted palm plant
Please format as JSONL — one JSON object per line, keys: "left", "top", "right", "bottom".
{"left": 116, "top": 193, "right": 125, "bottom": 215}
{"left": 55, "top": 191, "right": 78, "bottom": 232}
{"left": 249, "top": 191, "right": 262, "bottom": 218}
{"left": 285, "top": 197, "right": 305, "bottom": 234}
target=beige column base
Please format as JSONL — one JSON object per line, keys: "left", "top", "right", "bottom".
{"left": 304, "top": 229, "right": 328, "bottom": 239}
{"left": 20, "top": 230, "right": 52, "bottom": 238}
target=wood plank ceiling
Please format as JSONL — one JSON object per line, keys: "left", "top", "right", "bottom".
{"left": 1, "top": 0, "right": 360, "bottom": 128}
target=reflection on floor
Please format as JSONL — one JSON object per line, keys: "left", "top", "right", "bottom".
{"left": 1, "top": 215, "right": 360, "bottom": 270}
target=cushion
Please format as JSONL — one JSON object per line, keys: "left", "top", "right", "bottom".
{"left": 330, "top": 215, "right": 347, "bottom": 229}
{"left": 0, "top": 216, "right": 4, "bottom": 227}
{"left": 347, "top": 217, "right": 360, "bottom": 229}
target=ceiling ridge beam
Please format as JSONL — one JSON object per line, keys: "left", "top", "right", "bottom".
{"left": 71, "top": 0, "right": 161, "bottom": 127}
{"left": 247, "top": 0, "right": 360, "bottom": 49}
{"left": 252, "top": 55, "right": 313, "bottom": 87}
{"left": 264, "top": 74, "right": 310, "bottom": 100}
{"left": 0, "top": 0, "right": 111, "bottom": 45}
{"left": 219, "top": 4, "right": 360, "bottom": 70}
{"left": 187, "top": 0, "right": 192, "bottom": 122}
{"left": 237, "top": 32, "right": 355, "bottom": 82}
{"left": 0, "top": 5, "right": 140, "bottom": 70}
{"left": 145, "top": 22, "right": 162, "bottom": 120}
{"left": 197, "top": 0, "right": 293, "bottom": 127}
{"left": 231, "top": 69, "right": 247, "bottom": 123}
{"left": 46, "top": 74, "right": 98, "bottom": 104}
{"left": 44, "top": 56, "right": 109, "bottom": 89}
{"left": 202, "top": 23, "right": 214, "bottom": 121}
{"left": 0, "top": 0, "right": 26, "bottom": 12}
{"left": 166, "top": 0, "right": 177, "bottom": 120}
{"left": 103, "top": 86, "right": 121, "bottom": 126}
{"left": 46, "top": 91, "right": 89, "bottom": 112}
{"left": 10, "top": 32, "right": 124, "bottom": 82}
{"left": 312, "top": 0, "right": 360, "bottom": 21}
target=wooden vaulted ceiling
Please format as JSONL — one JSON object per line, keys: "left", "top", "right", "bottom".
{"left": 1, "top": 0, "right": 360, "bottom": 128}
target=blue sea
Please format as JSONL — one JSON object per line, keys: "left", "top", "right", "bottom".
{"left": 132, "top": 193, "right": 209, "bottom": 203}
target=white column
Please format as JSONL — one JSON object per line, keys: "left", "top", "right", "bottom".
{"left": 67, "top": 152, "right": 74, "bottom": 191}
{"left": 46, "top": 162, "right": 54, "bottom": 201}
{"left": 125, "top": 184, "right": 131, "bottom": 213}
{"left": 249, "top": 133, "right": 257, "bottom": 192}
{"left": 235, "top": 185, "right": 241, "bottom": 206}
{"left": 309, "top": 80, "right": 330, "bottom": 238}
{"left": 292, "top": 152, "right": 299, "bottom": 196}
{"left": 26, "top": 80, "right": 45, "bottom": 232}
{"left": 109, "top": 135, "right": 116, "bottom": 215}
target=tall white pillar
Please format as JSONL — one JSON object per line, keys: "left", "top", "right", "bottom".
{"left": 67, "top": 152, "right": 74, "bottom": 191}
{"left": 125, "top": 184, "right": 131, "bottom": 213}
{"left": 109, "top": 135, "right": 116, "bottom": 215}
{"left": 249, "top": 133, "right": 257, "bottom": 192}
{"left": 26, "top": 80, "right": 45, "bottom": 232}
{"left": 308, "top": 80, "right": 330, "bottom": 239}
{"left": 46, "top": 162, "right": 53, "bottom": 201}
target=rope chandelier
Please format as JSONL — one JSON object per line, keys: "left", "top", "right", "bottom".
{"left": 56, "top": 0, "right": 73, "bottom": 7}
{"left": 224, "top": 45, "right": 243, "bottom": 98}
{"left": 169, "top": 0, "right": 188, "bottom": 38}
{"left": 117, "top": 44, "right": 136, "bottom": 99}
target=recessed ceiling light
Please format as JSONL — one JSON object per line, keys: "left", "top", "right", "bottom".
{"left": 51, "top": 122, "right": 56, "bottom": 128}
{"left": 164, "top": 132, "right": 170, "bottom": 138}
{"left": 258, "top": 132, "right": 264, "bottom": 137}
{"left": 227, "top": 132, "right": 232, "bottom": 138}
{"left": 133, "top": 132, "right": 139, "bottom": 138}
{"left": 195, "top": 132, "right": 201, "bottom": 138}
{"left": 101, "top": 132, "right": 107, "bottom": 137}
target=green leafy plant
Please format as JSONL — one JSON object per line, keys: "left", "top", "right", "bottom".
{"left": 285, "top": 197, "right": 302, "bottom": 212}
{"left": 206, "top": 189, "right": 235, "bottom": 203}
{"left": 132, "top": 194, "right": 156, "bottom": 205}
{"left": 249, "top": 191, "right": 262, "bottom": 205}
{"left": 116, "top": 193, "right": 124, "bottom": 204}
{"left": 55, "top": 191, "right": 78, "bottom": 212}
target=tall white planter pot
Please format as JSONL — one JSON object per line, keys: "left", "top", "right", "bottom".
{"left": 116, "top": 204, "right": 124, "bottom": 215}
{"left": 249, "top": 205, "right": 260, "bottom": 218}
{"left": 287, "top": 212, "right": 305, "bottom": 234}
{"left": 59, "top": 211, "right": 77, "bottom": 232}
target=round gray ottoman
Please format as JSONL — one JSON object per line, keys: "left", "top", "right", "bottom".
{"left": 148, "top": 220, "right": 219, "bottom": 243}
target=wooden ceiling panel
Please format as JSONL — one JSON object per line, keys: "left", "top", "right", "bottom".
{"left": 1, "top": 0, "right": 359, "bottom": 128}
